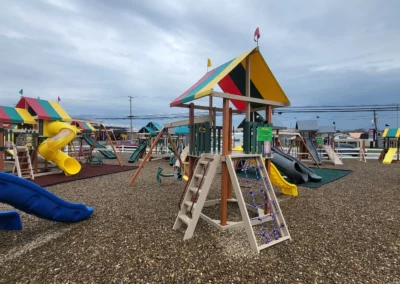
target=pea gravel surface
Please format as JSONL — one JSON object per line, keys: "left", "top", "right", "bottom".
{"left": 0, "top": 155, "right": 399, "bottom": 283}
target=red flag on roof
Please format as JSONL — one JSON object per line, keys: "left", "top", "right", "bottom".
{"left": 254, "top": 27, "right": 260, "bottom": 41}
{"left": 254, "top": 27, "right": 260, "bottom": 43}
{"left": 57, "top": 96, "right": 61, "bottom": 102}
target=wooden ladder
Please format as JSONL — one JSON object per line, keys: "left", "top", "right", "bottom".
{"left": 173, "top": 153, "right": 220, "bottom": 240}
{"left": 12, "top": 145, "right": 34, "bottom": 180}
{"left": 226, "top": 154, "right": 291, "bottom": 253}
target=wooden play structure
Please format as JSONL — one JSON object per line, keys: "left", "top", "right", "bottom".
{"left": 0, "top": 97, "right": 122, "bottom": 179}
{"left": 129, "top": 46, "right": 293, "bottom": 253}
{"left": 277, "top": 131, "right": 321, "bottom": 167}
{"left": 380, "top": 128, "right": 400, "bottom": 164}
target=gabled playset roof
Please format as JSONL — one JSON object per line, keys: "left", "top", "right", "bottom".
{"left": 0, "top": 106, "right": 36, "bottom": 124}
{"left": 15, "top": 97, "right": 72, "bottom": 121}
{"left": 71, "top": 121, "right": 96, "bottom": 131}
{"left": 170, "top": 47, "right": 290, "bottom": 111}
{"left": 296, "top": 120, "right": 319, "bottom": 132}
{"left": 382, "top": 128, "right": 400, "bottom": 138}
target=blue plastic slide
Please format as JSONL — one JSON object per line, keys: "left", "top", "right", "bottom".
{"left": 0, "top": 211, "right": 22, "bottom": 230}
{"left": 0, "top": 172, "right": 94, "bottom": 224}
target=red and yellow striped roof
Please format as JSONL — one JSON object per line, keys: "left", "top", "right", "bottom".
{"left": 0, "top": 106, "right": 36, "bottom": 124}
{"left": 15, "top": 97, "right": 72, "bottom": 121}
{"left": 170, "top": 48, "right": 290, "bottom": 110}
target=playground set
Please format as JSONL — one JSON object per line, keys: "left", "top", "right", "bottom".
{"left": 0, "top": 97, "right": 120, "bottom": 230}
{"left": 380, "top": 128, "right": 400, "bottom": 164}
{"left": 128, "top": 46, "right": 318, "bottom": 253}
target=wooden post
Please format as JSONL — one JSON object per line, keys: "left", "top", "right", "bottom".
{"left": 227, "top": 107, "right": 233, "bottom": 199}
{"left": 188, "top": 103, "right": 195, "bottom": 178}
{"left": 265, "top": 105, "right": 272, "bottom": 174}
{"left": 221, "top": 98, "right": 230, "bottom": 226}
{"left": 129, "top": 128, "right": 165, "bottom": 186}
{"left": 245, "top": 56, "right": 251, "bottom": 121}
{"left": 244, "top": 56, "right": 251, "bottom": 153}
{"left": 0, "top": 122, "right": 4, "bottom": 172}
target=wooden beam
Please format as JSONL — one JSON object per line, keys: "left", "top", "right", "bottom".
{"left": 221, "top": 98, "right": 230, "bottom": 226}
{"left": 228, "top": 107, "right": 233, "bottom": 199}
{"left": 188, "top": 103, "right": 195, "bottom": 179}
{"left": 212, "top": 91, "right": 287, "bottom": 107}
{"left": 129, "top": 128, "right": 165, "bottom": 186}
{"left": 245, "top": 56, "right": 251, "bottom": 122}
{"left": 173, "top": 103, "right": 242, "bottom": 114}
{"left": 163, "top": 115, "right": 212, "bottom": 128}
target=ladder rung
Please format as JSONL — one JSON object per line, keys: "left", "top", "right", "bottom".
{"left": 194, "top": 174, "right": 205, "bottom": 179}
{"left": 178, "top": 214, "right": 191, "bottom": 225}
{"left": 189, "top": 187, "right": 200, "bottom": 193}
{"left": 18, "top": 156, "right": 29, "bottom": 159}
{"left": 184, "top": 201, "right": 196, "bottom": 210}
{"left": 199, "top": 160, "right": 210, "bottom": 165}
{"left": 21, "top": 174, "right": 32, "bottom": 178}
{"left": 19, "top": 162, "right": 30, "bottom": 165}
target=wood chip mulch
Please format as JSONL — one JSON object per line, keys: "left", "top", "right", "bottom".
{"left": 0, "top": 155, "right": 399, "bottom": 283}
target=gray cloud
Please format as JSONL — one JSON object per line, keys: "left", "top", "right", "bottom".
{"left": 0, "top": 0, "right": 399, "bottom": 130}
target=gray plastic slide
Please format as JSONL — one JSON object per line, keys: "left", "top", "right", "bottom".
{"left": 305, "top": 137, "right": 322, "bottom": 165}
{"left": 272, "top": 147, "right": 322, "bottom": 184}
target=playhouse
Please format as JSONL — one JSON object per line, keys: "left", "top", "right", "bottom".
{"left": 380, "top": 128, "right": 400, "bottom": 164}
{"left": 0, "top": 97, "right": 121, "bottom": 178}
{"left": 129, "top": 46, "right": 299, "bottom": 253}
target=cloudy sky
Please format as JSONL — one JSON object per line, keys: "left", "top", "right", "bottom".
{"left": 0, "top": 0, "right": 399, "bottom": 131}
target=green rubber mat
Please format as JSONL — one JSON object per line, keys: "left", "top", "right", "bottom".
{"left": 301, "top": 168, "right": 352, "bottom": 188}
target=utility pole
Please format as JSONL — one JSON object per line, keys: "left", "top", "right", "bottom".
{"left": 373, "top": 110, "right": 378, "bottom": 148}
{"left": 128, "top": 96, "right": 134, "bottom": 140}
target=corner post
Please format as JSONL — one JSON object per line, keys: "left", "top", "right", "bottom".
{"left": 265, "top": 105, "right": 272, "bottom": 174}
{"left": 244, "top": 55, "right": 251, "bottom": 153}
{"left": 220, "top": 98, "right": 230, "bottom": 226}
{"left": 188, "top": 103, "right": 195, "bottom": 178}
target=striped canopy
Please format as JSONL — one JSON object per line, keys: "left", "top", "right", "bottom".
{"left": 170, "top": 48, "right": 290, "bottom": 110}
{"left": 382, "top": 128, "right": 400, "bottom": 138}
{"left": 0, "top": 106, "right": 36, "bottom": 124}
{"left": 71, "top": 121, "right": 96, "bottom": 131}
{"left": 15, "top": 97, "right": 72, "bottom": 121}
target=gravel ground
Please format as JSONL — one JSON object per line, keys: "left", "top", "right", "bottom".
{"left": 0, "top": 154, "right": 399, "bottom": 283}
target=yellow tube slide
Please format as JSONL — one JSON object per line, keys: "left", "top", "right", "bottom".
{"left": 37, "top": 121, "right": 81, "bottom": 176}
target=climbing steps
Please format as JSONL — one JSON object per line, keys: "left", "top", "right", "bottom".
{"left": 12, "top": 145, "right": 34, "bottom": 180}
{"left": 323, "top": 145, "right": 343, "bottom": 165}
{"left": 173, "top": 153, "right": 221, "bottom": 240}
{"left": 173, "top": 154, "right": 291, "bottom": 253}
